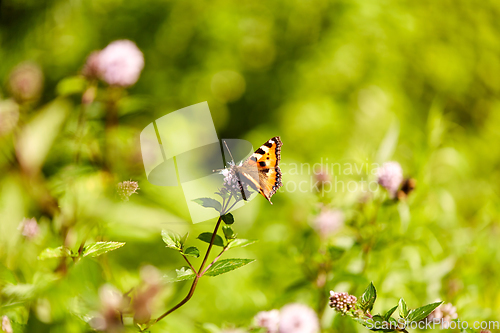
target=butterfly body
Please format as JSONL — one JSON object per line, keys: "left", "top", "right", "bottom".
{"left": 227, "top": 136, "right": 283, "bottom": 204}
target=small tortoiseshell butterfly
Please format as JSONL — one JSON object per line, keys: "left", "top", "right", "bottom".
{"left": 221, "top": 137, "right": 283, "bottom": 204}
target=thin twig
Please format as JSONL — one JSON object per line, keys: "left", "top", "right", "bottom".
{"left": 221, "top": 193, "right": 233, "bottom": 214}
{"left": 224, "top": 199, "right": 239, "bottom": 215}
{"left": 147, "top": 215, "right": 224, "bottom": 329}
{"left": 181, "top": 253, "right": 197, "bottom": 274}
{"left": 201, "top": 245, "right": 229, "bottom": 275}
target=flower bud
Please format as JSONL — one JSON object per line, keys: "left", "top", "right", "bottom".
{"left": 2, "top": 316, "right": 13, "bottom": 333}
{"left": 312, "top": 208, "right": 344, "bottom": 238}
{"left": 376, "top": 161, "right": 403, "bottom": 198}
{"left": 18, "top": 217, "right": 39, "bottom": 240}
{"left": 90, "top": 285, "right": 126, "bottom": 332}
{"left": 133, "top": 265, "right": 162, "bottom": 324}
{"left": 253, "top": 309, "right": 280, "bottom": 333}
{"left": 9, "top": 62, "right": 43, "bottom": 102}
{"left": 278, "top": 303, "right": 319, "bottom": 333}
{"left": 426, "top": 302, "right": 458, "bottom": 329}
{"left": 117, "top": 180, "right": 139, "bottom": 201}
{"left": 329, "top": 291, "right": 357, "bottom": 314}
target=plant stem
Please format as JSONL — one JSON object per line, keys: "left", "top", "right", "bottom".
{"left": 181, "top": 254, "right": 197, "bottom": 274}
{"left": 149, "top": 215, "right": 223, "bottom": 328}
{"left": 201, "top": 245, "right": 229, "bottom": 275}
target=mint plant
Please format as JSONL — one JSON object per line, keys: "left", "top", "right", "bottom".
{"left": 140, "top": 187, "right": 258, "bottom": 331}
{"left": 329, "top": 282, "right": 443, "bottom": 332}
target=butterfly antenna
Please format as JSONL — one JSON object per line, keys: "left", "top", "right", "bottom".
{"left": 223, "top": 140, "right": 236, "bottom": 164}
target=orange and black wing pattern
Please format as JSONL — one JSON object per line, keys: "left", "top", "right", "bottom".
{"left": 241, "top": 136, "right": 283, "bottom": 204}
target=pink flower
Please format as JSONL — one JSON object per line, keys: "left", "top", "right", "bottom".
{"left": 278, "top": 303, "right": 319, "bottom": 333}
{"left": 90, "top": 285, "right": 126, "bottom": 332}
{"left": 9, "top": 62, "right": 44, "bottom": 102}
{"left": 254, "top": 309, "right": 280, "bottom": 333}
{"left": 312, "top": 208, "right": 344, "bottom": 237}
{"left": 314, "top": 167, "right": 331, "bottom": 184}
{"left": 18, "top": 217, "right": 39, "bottom": 240}
{"left": 133, "top": 265, "right": 162, "bottom": 324}
{"left": 376, "top": 162, "right": 403, "bottom": 198}
{"left": 426, "top": 302, "right": 458, "bottom": 328}
{"left": 2, "top": 316, "right": 13, "bottom": 333}
{"left": 97, "top": 40, "right": 144, "bottom": 87}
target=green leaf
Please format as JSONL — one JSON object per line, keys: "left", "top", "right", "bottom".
{"left": 222, "top": 226, "right": 235, "bottom": 240}
{"left": 388, "top": 317, "right": 398, "bottom": 327}
{"left": 384, "top": 305, "right": 398, "bottom": 321}
{"left": 183, "top": 246, "right": 200, "bottom": 258}
{"left": 38, "top": 246, "right": 72, "bottom": 260}
{"left": 181, "top": 232, "right": 189, "bottom": 246}
{"left": 204, "top": 259, "right": 255, "bottom": 277}
{"left": 358, "top": 282, "right": 377, "bottom": 312}
{"left": 192, "top": 198, "right": 222, "bottom": 212}
{"left": 83, "top": 242, "right": 125, "bottom": 257}
{"left": 56, "top": 76, "right": 87, "bottom": 96}
{"left": 407, "top": 301, "right": 443, "bottom": 322}
{"left": 16, "top": 99, "right": 70, "bottom": 173}
{"left": 197, "top": 232, "right": 225, "bottom": 247}
{"left": 201, "top": 323, "right": 223, "bottom": 333}
{"left": 327, "top": 246, "right": 345, "bottom": 260}
{"left": 399, "top": 298, "right": 409, "bottom": 318}
{"left": 164, "top": 267, "right": 196, "bottom": 283}
{"left": 227, "top": 239, "right": 258, "bottom": 249}
{"left": 364, "top": 315, "right": 396, "bottom": 332}
{"left": 221, "top": 213, "right": 234, "bottom": 224}
{"left": 161, "top": 230, "right": 183, "bottom": 250}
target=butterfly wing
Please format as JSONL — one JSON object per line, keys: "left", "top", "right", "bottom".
{"left": 239, "top": 136, "right": 283, "bottom": 204}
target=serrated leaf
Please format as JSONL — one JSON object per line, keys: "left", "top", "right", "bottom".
{"left": 384, "top": 305, "right": 398, "bottom": 321}
{"left": 38, "top": 246, "right": 72, "bottom": 260}
{"left": 83, "top": 242, "right": 125, "bottom": 257}
{"left": 204, "top": 259, "right": 255, "bottom": 277}
{"left": 327, "top": 246, "right": 345, "bottom": 260}
{"left": 227, "top": 239, "right": 258, "bottom": 249}
{"left": 407, "top": 301, "right": 443, "bottom": 322}
{"left": 197, "top": 232, "right": 225, "bottom": 247}
{"left": 183, "top": 246, "right": 200, "bottom": 258}
{"left": 164, "top": 267, "right": 196, "bottom": 283}
{"left": 388, "top": 317, "right": 398, "bottom": 327}
{"left": 221, "top": 213, "right": 234, "bottom": 224}
{"left": 161, "top": 230, "right": 182, "bottom": 250}
{"left": 358, "top": 282, "right": 377, "bottom": 312}
{"left": 222, "top": 226, "right": 235, "bottom": 240}
{"left": 192, "top": 198, "right": 222, "bottom": 212}
{"left": 399, "top": 298, "right": 409, "bottom": 318}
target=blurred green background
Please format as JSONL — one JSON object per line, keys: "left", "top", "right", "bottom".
{"left": 1, "top": 0, "right": 500, "bottom": 332}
